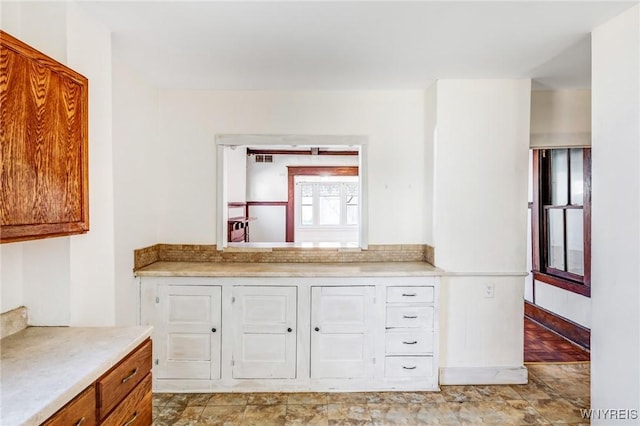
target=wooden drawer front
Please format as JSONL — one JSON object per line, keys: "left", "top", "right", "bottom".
{"left": 102, "top": 373, "right": 152, "bottom": 426}
{"left": 43, "top": 385, "right": 97, "bottom": 426}
{"left": 385, "top": 356, "right": 434, "bottom": 378}
{"left": 385, "top": 331, "right": 434, "bottom": 355}
{"left": 386, "top": 306, "right": 434, "bottom": 329}
{"left": 98, "top": 339, "right": 152, "bottom": 419}
{"left": 386, "top": 286, "right": 434, "bottom": 304}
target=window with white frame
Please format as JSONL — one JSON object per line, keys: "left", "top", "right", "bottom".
{"left": 297, "top": 178, "right": 359, "bottom": 228}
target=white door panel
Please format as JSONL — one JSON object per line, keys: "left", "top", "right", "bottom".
{"left": 232, "top": 286, "right": 297, "bottom": 379}
{"left": 311, "top": 286, "right": 375, "bottom": 379}
{"left": 155, "top": 285, "right": 221, "bottom": 380}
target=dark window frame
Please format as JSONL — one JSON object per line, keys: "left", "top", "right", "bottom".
{"left": 532, "top": 148, "right": 591, "bottom": 297}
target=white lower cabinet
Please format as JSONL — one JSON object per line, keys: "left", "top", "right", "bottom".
{"left": 310, "top": 286, "right": 375, "bottom": 379}
{"left": 154, "top": 284, "right": 221, "bottom": 380}
{"left": 231, "top": 286, "right": 297, "bottom": 379}
{"left": 140, "top": 276, "right": 439, "bottom": 392}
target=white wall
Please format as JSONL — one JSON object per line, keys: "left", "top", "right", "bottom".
{"left": 157, "top": 91, "right": 426, "bottom": 245}
{"left": 433, "top": 80, "right": 531, "bottom": 381}
{"left": 0, "top": 3, "right": 120, "bottom": 326}
{"left": 534, "top": 281, "right": 590, "bottom": 328}
{"left": 530, "top": 90, "right": 591, "bottom": 147}
{"left": 423, "top": 83, "right": 437, "bottom": 246}
{"left": 591, "top": 5, "right": 640, "bottom": 423}
{"left": 111, "top": 55, "right": 160, "bottom": 325}
{"left": 226, "top": 147, "right": 247, "bottom": 203}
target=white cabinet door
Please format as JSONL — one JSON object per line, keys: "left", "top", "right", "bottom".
{"left": 232, "top": 286, "right": 297, "bottom": 379}
{"left": 155, "top": 285, "right": 221, "bottom": 380}
{"left": 310, "top": 286, "right": 375, "bottom": 379}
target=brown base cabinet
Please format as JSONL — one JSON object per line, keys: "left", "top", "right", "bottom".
{"left": 42, "top": 339, "right": 152, "bottom": 426}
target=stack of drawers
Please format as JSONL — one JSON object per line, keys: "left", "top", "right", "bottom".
{"left": 384, "top": 285, "right": 436, "bottom": 381}
{"left": 43, "top": 339, "right": 153, "bottom": 426}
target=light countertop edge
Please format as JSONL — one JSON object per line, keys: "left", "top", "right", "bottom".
{"left": 134, "top": 261, "right": 444, "bottom": 277}
{"left": 0, "top": 325, "right": 152, "bottom": 426}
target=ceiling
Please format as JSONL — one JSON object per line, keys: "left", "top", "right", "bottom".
{"left": 77, "top": 1, "right": 637, "bottom": 90}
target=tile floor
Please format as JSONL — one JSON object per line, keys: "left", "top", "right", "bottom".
{"left": 152, "top": 362, "right": 590, "bottom": 425}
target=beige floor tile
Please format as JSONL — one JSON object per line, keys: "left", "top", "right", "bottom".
{"left": 243, "top": 404, "right": 287, "bottom": 425}
{"left": 247, "top": 392, "right": 288, "bottom": 405}
{"left": 440, "top": 386, "right": 486, "bottom": 403}
{"left": 413, "top": 403, "right": 462, "bottom": 425}
{"left": 153, "top": 393, "right": 175, "bottom": 407}
{"left": 207, "top": 393, "right": 249, "bottom": 406}
{"left": 368, "top": 403, "right": 419, "bottom": 425}
{"left": 529, "top": 398, "right": 586, "bottom": 423}
{"left": 328, "top": 392, "right": 368, "bottom": 404}
{"left": 198, "top": 405, "right": 245, "bottom": 426}
{"left": 285, "top": 404, "right": 328, "bottom": 425}
{"left": 328, "top": 403, "right": 372, "bottom": 422}
{"left": 186, "top": 393, "right": 212, "bottom": 406}
{"left": 287, "top": 392, "right": 329, "bottom": 405}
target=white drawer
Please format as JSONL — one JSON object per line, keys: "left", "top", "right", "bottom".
{"left": 385, "top": 356, "right": 434, "bottom": 378}
{"left": 385, "top": 331, "right": 434, "bottom": 354}
{"left": 386, "top": 306, "right": 434, "bottom": 328}
{"left": 387, "top": 286, "right": 434, "bottom": 304}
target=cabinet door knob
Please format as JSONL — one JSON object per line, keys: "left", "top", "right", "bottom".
{"left": 287, "top": 327, "right": 293, "bottom": 332}
{"left": 211, "top": 328, "right": 217, "bottom": 333}
{"left": 314, "top": 327, "right": 320, "bottom": 332}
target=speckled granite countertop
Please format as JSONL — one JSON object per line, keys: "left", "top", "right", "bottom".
{"left": 0, "top": 326, "right": 152, "bottom": 426}
{"left": 134, "top": 261, "right": 443, "bottom": 277}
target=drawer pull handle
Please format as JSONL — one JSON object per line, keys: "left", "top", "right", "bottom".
{"left": 123, "top": 411, "right": 138, "bottom": 426}
{"left": 314, "top": 327, "right": 320, "bottom": 332}
{"left": 74, "top": 417, "right": 86, "bottom": 426}
{"left": 402, "top": 293, "right": 417, "bottom": 297}
{"left": 403, "top": 340, "right": 418, "bottom": 345}
{"left": 403, "top": 315, "right": 418, "bottom": 319}
{"left": 402, "top": 366, "right": 417, "bottom": 370}
{"left": 121, "top": 367, "right": 139, "bottom": 384}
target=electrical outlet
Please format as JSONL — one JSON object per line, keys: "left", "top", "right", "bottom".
{"left": 484, "top": 282, "right": 495, "bottom": 298}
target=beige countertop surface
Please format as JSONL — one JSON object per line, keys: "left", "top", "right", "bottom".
{"left": 135, "top": 261, "right": 443, "bottom": 277}
{"left": 0, "top": 325, "right": 152, "bottom": 426}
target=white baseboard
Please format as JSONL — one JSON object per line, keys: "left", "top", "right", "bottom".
{"left": 439, "top": 366, "right": 528, "bottom": 385}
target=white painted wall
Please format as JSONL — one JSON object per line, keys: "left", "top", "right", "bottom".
{"left": 157, "top": 91, "right": 426, "bottom": 245}
{"left": 66, "top": 4, "right": 115, "bottom": 326}
{"left": 111, "top": 54, "right": 160, "bottom": 325}
{"left": 530, "top": 90, "right": 591, "bottom": 147}
{"left": 226, "top": 147, "right": 246, "bottom": 203}
{"left": 433, "top": 80, "right": 531, "bottom": 378}
{"left": 423, "top": 83, "right": 437, "bottom": 247}
{"left": 0, "top": 3, "right": 120, "bottom": 326}
{"left": 591, "top": 5, "right": 640, "bottom": 423}
{"left": 534, "top": 281, "right": 590, "bottom": 328}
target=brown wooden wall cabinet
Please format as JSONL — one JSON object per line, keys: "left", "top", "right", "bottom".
{"left": 0, "top": 30, "right": 89, "bottom": 243}
{"left": 42, "top": 339, "right": 152, "bottom": 426}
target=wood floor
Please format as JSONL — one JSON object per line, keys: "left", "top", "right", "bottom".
{"left": 524, "top": 317, "right": 590, "bottom": 363}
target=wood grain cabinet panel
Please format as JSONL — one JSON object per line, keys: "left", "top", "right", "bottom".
{"left": 0, "top": 30, "right": 89, "bottom": 243}
{"left": 42, "top": 385, "right": 97, "bottom": 426}
{"left": 97, "top": 340, "right": 152, "bottom": 420}
{"left": 41, "top": 338, "right": 152, "bottom": 426}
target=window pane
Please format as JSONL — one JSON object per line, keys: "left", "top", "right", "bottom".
{"left": 318, "top": 183, "right": 340, "bottom": 197}
{"left": 551, "top": 149, "right": 568, "bottom": 205}
{"left": 566, "top": 209, "right": 584, "bottom": 276}
{"left": 570, "top": 148, "right": 584, "bottom": 206}
{"left": 319, "top": 197, "right": 340, "bottom": 225}
{"left": 346, "top": 205, "right": 358, "bottom": 225}
{"left": 547, "top": 209, "right": 565, "bottom": 270}
{"left": 301, "top": 205, "right": 313, "bottom": 225}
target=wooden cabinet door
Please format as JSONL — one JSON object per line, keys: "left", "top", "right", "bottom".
{"left": 311, "top": 286, "right": 375, "bottom": 379}
{"left": 232, "top": 286, "right": 297, "bottom": 379}
{"left": 0, "top": 31, "right": 89, "bottom": 243}
{"left": 155, "top": 285, "right": 221, "bottom": 380}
